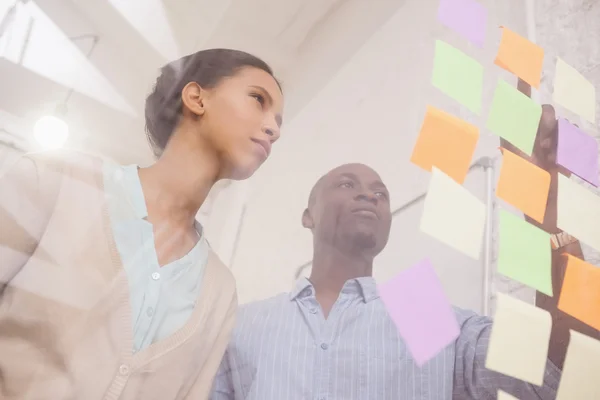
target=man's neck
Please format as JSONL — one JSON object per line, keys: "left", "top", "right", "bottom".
{"left": 309, "top": 242, "right": 373, "bottom": 302}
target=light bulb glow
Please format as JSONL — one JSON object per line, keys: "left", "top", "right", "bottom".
{"left": 34, "top": 115, "right": 69, "bottom": 149}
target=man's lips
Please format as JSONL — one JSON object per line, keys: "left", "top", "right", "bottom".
{"left": 351, "top": 207, "right": 379, "bottom": 219}
{"left": 251, "top": 138, "right": 271, "bottom": 158}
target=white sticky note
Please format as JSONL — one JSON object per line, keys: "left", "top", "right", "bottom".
{"left": 557, "top": 174, "right": 600, "bottom": 253}
{"left": 553, "top": 57, "right": 596, "bottom": 123}
{"left": 552, "top": 57, "right": 596, "bottom": 123}
{"left": 498, "top": 390, "right": 519, "bottom": 400}
{"left": 557, "top": 330, "right": 600, "bottom": 399}
{"left": 420, "top": 167, "right": 486, "bottom": 259}
{"left": 485, "top": 293, "right": 552, "bottom": 386}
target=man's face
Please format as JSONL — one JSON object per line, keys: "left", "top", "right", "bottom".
{"left": 303, "top": 164, "right": 392, "bottom": 257}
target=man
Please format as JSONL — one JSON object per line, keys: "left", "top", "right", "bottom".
{"left": 211, "top": 82, "right": 600, "bottom": 399}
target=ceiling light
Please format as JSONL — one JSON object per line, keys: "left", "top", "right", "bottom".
{"left": 33, "top": 114, "right": 69, "bottom": 149}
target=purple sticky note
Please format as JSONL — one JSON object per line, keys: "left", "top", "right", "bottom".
{"left": 377, "top": 259, "right": 460, "bottom": 366}
{"left": 557, "top": 118, "right": 599, "bottom": 187}
{"left": 437, "top": 0, "right": 488, "bottom": 48}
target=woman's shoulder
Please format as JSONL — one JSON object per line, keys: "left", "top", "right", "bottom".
{"left": 24, "top": 149, "right": 104, "bottom": 173}
{"left": 206, "top": 248, "right": 237, "bottom": 293}
{"left": 23, "top": 150, "right": 109, "bottom": 187}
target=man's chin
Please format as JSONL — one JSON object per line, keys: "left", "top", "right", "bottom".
{"left": 348, "top": 231, "right": 378, "bottom": 252}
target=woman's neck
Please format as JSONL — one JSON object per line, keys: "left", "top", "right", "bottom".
{"left": 138, "top": 134, "right": 219, "bottom": 226}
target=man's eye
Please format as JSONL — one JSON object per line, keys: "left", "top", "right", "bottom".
{"left": 339, "top": 182, "right": 353, "bottom": 188}
{"left": 375, "top": 191, "right": 388, "bottom": 199}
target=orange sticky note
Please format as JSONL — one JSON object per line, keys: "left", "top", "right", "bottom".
{"left": 497, "top": 149, "right": 550, "bottom": 223}
{"left": 495, "top": 26, "right": 544, "bottom": 89}
{"left": 558, "top": 255, "right": 600, "bottom": 331}
{"left": 410, "top": 106, "right": 479, "bottom": 184}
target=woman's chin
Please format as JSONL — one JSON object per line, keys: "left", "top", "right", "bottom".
{"left": 225, "top": 157, "right": 264, "bottom": 181}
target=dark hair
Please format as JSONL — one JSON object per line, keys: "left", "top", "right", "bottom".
{"left": 144, "top": 48, "right": 279, "bottom": 157}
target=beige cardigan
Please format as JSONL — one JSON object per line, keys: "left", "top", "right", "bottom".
{"left": 0, "top": 151, "right": 237, "bottom": 400}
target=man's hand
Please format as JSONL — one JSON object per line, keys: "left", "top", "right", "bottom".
{"left": 500, "top": 78, "right": 600, "bottom": 369}
{"left": 499, "top": 79, "right": 571, "bottom": 234}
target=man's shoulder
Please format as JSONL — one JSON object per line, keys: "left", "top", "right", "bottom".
{"left": 452, "top": 306, "right": 492, "bottom": 331}
{"left": 235, "top": 292, "right": 297, "bottom": 325}
{"left": 238, "top": 292, "right": 289, "bottom": 313}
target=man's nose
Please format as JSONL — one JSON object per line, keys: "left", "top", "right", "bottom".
{"left": 355, "top": 192, "right": 378, "bottom": 204}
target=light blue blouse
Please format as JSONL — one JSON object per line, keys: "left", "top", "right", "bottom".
{"left": 102, "top": 162, "right": 208, "bottom": 352}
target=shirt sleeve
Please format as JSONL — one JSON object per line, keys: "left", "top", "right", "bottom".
{"left": 453, "top": 311, "right": 561, "bottom": 400}
{"left": 210, "top": 350, "right": 235, "bottom": 400}
{"left": 0, "top": 156, "right": 57, "bottom": 286}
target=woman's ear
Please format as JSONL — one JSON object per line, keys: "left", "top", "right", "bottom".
{"left": 181, "top": 82, "right": 206, "bottom": 117}
{"left": 302, "top": 208, "right": 314, "bottom": 229}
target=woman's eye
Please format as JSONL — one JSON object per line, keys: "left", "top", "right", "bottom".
{"left": 251, "top": 93, "right": 265, "bottom": 106}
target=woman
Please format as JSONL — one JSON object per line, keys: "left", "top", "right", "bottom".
{"left": 0, "top": 49, "right": 283, "bottom": 399}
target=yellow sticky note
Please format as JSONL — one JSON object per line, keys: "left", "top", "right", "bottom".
{"left": 553, "top": 57, "right": 596, "bottom": 123}
{"left": 498, "top": 391, "right": 520, "bottom": 400}
{"left": 420, "top": 167, "right": 486, "bottom": 259}
{"left": 558, "top": 254, "right": 600, "bottom": 331}
{"left": 485, "top": 293, "right": 552, "bottom": 386}
{"left": 410, "top": 106, "right": 479, "bottom": 184}
{"left": 556, "top": 331, "right": 600, "bottom": 399}
{"left": 497, "top": 149, "right": 550, "bottom": 223}
{"left": 557, "top": 174, "right": 600, "bottom": 252}
{"left": 495, "top": 26, "right": 544, "bottom": 89}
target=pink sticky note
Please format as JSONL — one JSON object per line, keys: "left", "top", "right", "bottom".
{"left": 437, "top": 0, "right": 488, "bottom": 48}
{"left": 557, "top": 118, "right": 599, "bottom": 187}
{"left": 378, "top": 259, "right": 460, "bottom": 366}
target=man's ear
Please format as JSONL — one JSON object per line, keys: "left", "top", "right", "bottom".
{"left": 302, "top": 208, "right": 314, "bottom": 229}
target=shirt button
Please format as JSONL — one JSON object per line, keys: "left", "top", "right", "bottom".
{"left": 147, "top": 307, "right": 154, "bottom": 317}
{"left": 119, "top": 364, "right": 129, "bottom": 376}
{"left": 320, "top": 343, "right": 328, "bottom": 350}
{"left": 310, "top": 308, "right": 317, "bottom": 314}
{"left": 151, "top": 272, "right": 160, "bottom": 280}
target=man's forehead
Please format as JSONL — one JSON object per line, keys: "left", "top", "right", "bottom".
{"left": 324, "top": 163, "right": 383, "bottom": 183}
{"left": 310, "top": 163, "right": 384, "bottom": 200}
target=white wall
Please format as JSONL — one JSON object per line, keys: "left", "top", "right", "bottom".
{"left": 229, "top": 0, "right": 536, "bottom": 309}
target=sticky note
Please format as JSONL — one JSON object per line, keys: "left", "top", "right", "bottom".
{"left": 437, "top": 0, "right": 488, "bottom": 48}
{"left": 432, "top": 40, "right": 483, "bottom": 114}
{"left": 494, "top": 26, "right": 544, "bottom": 89}
{"left": 556, "top": 330, "right": 600, "bottom": 399}
{"left": 486, "top": 80, "right": 542, "bottom": 156}
{"left": 420, "top": 167, "right": 486, "bottom": 259}
{"left": 498, "top": 210, "right": 552, "bottom": 296}
{"left": 498, "top": 391, "right": 519, "bottom": 400}
{"left": 485, "top": 293, "right": 552, "bottom": 386}
{"left": 557, "top": 118, "right": 599, "bottom": 187}
{"left": 558, "top": 255, "right": 600, "bottom": 331}
{"left": 553, "top": 57, "right": 596, "bottom": 123}
{"left": 497, "top": 149, "right": 551, "bottom": 223}
{"left": 410, "top": 106, "right": 479, "bottom": 184}
{"left": 378, "top": 259, "right": 460, "bottom": 366}
{"left": 557, "top": 174, "right": 600, "bottom": 252}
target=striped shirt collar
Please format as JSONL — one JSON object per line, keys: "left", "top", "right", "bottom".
{"left": 290, "top": 276, "right": 379, "bottom": 303}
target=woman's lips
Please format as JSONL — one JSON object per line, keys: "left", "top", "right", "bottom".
{"left": 251, "top": 138, "right": 271, "bottom": 158}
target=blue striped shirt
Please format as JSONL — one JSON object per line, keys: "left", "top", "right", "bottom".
{"left": 212, "top": 277, "right": 561, "bottom": 399}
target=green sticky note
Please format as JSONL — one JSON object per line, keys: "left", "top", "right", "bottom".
{"left": 432, "top": 40, "right": 483, "bottom": 114}
{"left": 487, "top": 79, "right": 542, "bottom": 156}
{"left": 498, "top": 210, "right": 552, "bottom": 296}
